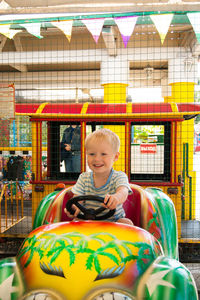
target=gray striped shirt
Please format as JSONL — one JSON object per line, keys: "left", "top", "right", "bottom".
{"left": 71, "top": 169, "right": 132, "bottom": 221}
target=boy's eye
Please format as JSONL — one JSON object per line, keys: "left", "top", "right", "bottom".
{"left": 101, "top": 153, "right": 107, "bottom": 156}
{"left": 88, "top": 153, "right": 95, "bottom": 156}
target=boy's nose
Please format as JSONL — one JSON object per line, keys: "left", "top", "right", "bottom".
{"left": 94, "top": 153, "right": 101, "bottom": 160}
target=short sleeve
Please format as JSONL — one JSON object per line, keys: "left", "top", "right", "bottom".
{"left": 71, "top": 173, "right": 86, "bottom": 195}
{"left": 114, "top": 171, "right": 132, "bottom": 194}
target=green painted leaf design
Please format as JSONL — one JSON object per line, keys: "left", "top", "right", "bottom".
{"left": 18, "top": 231, "right": 160, "bottom": 279}
{"left": 86, "top": 253, "right": 95, "bottom": 270}
{"left": 94, "top": 256, "right": 101, "bottom": 273}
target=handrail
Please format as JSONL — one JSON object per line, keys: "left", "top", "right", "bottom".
{"left": 0, "top": 184, "right": 7, "bottom": 233}
{"left": 182, "top": 143, "right": 192, "bottom": 220}
{"left": 185, "top": 143, "right": 192, "bottom": 220}
{"left": 0, "top": 181, "right": 24, "bottom": 234}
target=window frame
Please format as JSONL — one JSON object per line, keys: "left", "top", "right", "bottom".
{"left": 48, "top": 121, "right": 81, "bottom": 181}
{"left": 130, "top": 121, "right": 171, "bottom": 182}
{"left": 46, "top": 120, "right": 171, "bottom": 182}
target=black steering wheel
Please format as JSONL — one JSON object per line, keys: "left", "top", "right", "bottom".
{"left": 66, "top": 195, "right": 116, "bottom": 220}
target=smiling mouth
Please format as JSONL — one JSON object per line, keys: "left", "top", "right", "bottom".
{"left": 93, "top": 164, "right": 104, "bottom": 168}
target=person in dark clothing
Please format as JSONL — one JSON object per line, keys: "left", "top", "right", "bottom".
{"left": 60, "top": 125, "right": 81, "bottom": 172}
{"left": 7, "top": 156, "right": 24, "bottom": 181}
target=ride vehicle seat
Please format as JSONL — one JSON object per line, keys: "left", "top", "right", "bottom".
{"left": 60, "top": 184, "right": 141, "bottom": 227}
{"left": 39, "top": 184, "right": 160, "bottom": 242}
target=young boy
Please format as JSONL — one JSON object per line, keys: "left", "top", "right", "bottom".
{"left": 65, "top": 128, "right": 133, "bottom": 225}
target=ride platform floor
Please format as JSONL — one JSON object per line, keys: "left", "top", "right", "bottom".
{"left": 181, "top": 220, "right": 200, "bottom": 239}
{"left": 184, "top": 263, "right": 200, "bottom": 299}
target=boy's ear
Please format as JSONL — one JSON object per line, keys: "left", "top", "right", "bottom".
{"left": 114, "top": 152, "right": 120, "bottom": 161}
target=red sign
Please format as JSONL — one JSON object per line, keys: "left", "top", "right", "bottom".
{"left": 140, "top": 144, "right": 157, "bottom": 154}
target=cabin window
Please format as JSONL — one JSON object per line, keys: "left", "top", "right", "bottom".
{"left": 130, "top": 122, "right": 171, "bottom": 181}
{"left": 48, "top": 121, "right": 81, "bottom": 180}
{"left": 46, "top": 120, "right": 171, "bottom": 182}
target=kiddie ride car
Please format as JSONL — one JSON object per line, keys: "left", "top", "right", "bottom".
{"left": 0, "top": 184, "right": 198, "bottom": 300}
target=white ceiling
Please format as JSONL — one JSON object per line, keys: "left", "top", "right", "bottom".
{"left": 0, "top": 0, "right": 200, "bottom": 14}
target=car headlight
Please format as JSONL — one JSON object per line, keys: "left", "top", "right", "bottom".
{"left": 20, "top": 290, "right": 63, "bottom": 300}
{"left": 91, "top": 291, "right": 135, "bottom": 300}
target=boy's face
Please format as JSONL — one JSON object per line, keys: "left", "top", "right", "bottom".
{"left": 86, "top": 138, "right": 119, "bottom": 175}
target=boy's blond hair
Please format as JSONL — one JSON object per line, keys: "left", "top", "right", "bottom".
{"left": 85, "top": 128, "right": 120, "bottom": 153}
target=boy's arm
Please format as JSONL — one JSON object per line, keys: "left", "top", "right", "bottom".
{"left": 104, "top": 186, "right": 129, "bottom": 210}
{"left": 67, "top": 173, "right": 85, "bottom": 218}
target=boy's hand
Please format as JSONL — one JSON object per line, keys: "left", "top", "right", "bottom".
{"left": 104, "top": 194, "right": 119, "bottom": 210}
{"left": 64, "top": 204, "right": 80, "bottom": 219}
{"left": 104, "top": 187, "right": 129, "bottom": 210}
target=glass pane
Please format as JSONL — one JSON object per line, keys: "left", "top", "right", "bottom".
{"left": 131, "top": 125, "right": 165, "bottom": 174}
{"left": 60, "top": 123, "right": 81, "bottom": 173}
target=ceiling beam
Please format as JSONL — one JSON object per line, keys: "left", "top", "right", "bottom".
{"left": 0, "top": 70, "right": 100, "bottom": 82}
{"left": 9, "top": 64, "right": 28, "bottom": 72}
{"left": 13, "top": 35, "right": 24, "bottom": 52}
{"left": 0, "top": 47, "right": 184, "bottom": 65}
{"left": 191, "top": 43, "right": 200, "bottom": 57}
{"left": 0, "top": 36, "right": 7, "bottom": 52}
{"left": 180, "top": 30, "right": 196, "bottom": 49}
{"left": 102, "top": 26, "right": 117, "bottom": 56}
{"left": 0, "top": 69, "right": 167, "bottom": 90}
{"left": 10, "top": 34, "right": 27, "bottom": 71}
{"left": 0, "top": 70, "right": 100, "bottom": 89}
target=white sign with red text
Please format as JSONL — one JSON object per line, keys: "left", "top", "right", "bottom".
{"left": 140, "top": 143, "right": 157, "bottom": 154}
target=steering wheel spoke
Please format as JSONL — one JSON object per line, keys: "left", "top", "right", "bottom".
{"left": 95, "top": 206, "right": 107, "bottom": 215}
{"left": 75, "top": 202, "right": 87, "bottom": 213}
